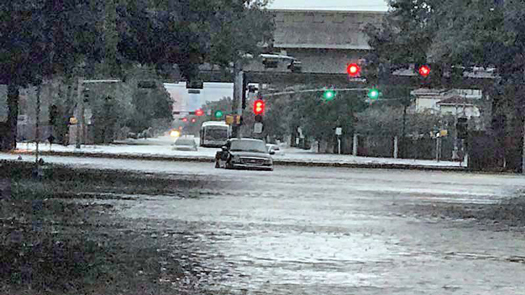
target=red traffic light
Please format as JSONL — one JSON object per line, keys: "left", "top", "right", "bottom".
{"left": 347, "top": 63, "right": 361, "bottom": 77}
{"left": 418, "top": 65, "right": 430, "bottom": 77}
{"left": 191, "top": 118, "right": 197, "bottom": 123}
{"left": 195, "top": 109, "right": 204, "bottom": 116}
{"left": 182, "top": 118, "right": 188, "bottom": 122}
{"left": 254, "top": 99, "right": 265, "bottom": 115}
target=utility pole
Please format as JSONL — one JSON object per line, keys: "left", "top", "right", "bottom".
{"left": 75, "top": 77, "right": 84, "bottom": 149}
{"left": 35, "top": 86, "right": 41, "bottom": 164}
{"left": 401, "top": 105, "right": 407, "bottom": 158}
{"left": 522, "top": 118, "right": 525, "bottom": 174}
{"left": 452, "top": 105, "right": 459, "bottom": 160}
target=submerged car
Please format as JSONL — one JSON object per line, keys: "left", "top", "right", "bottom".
{"left": 173, "top": 137, "right": 198, "bottom": 151}
{"left": 215, "top": 138, "right": 274, "bottom": 171}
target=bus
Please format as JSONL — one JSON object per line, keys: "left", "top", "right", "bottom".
{"left": 200, "top": 121, "right": 230, "bottom": 147}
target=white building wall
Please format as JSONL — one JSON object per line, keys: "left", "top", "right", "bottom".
{"left": 164, "top": 82, "right": 234, "bottom": 118}
{"left": 439, "top": 105, "right": 480, "bottom": 118}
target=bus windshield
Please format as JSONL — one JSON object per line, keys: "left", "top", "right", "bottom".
{"left": 204, "top": 127, "right": 228, "bottom": 140}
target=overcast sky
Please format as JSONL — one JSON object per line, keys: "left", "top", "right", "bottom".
{"left": 267, "top": 0, "right": 389, "bottom": 11}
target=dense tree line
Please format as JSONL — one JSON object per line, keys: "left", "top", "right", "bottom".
{"left": 0, "top": 0, "right": 273, "bottom": 150}
{"left": 365, "top": 0, "right": 525, "bottom": 170}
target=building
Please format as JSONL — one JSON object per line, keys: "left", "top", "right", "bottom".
{"left": 244, "top": 9, "right": 385, "bottom": 74}
{"left": 412, "top": 88, "right": 483, "bottom": 117}
{"left": 437, "top": 96, "right": 481, "bottom": 118}
{"left": 411, "top": 88, "right": 448, "bottom": 114}
{"left": 165, "top": 82, "right": 234, "bottom": 119}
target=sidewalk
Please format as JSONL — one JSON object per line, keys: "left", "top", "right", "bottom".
{"left": 9, "top": 138, "right": 467, "bottom": 171}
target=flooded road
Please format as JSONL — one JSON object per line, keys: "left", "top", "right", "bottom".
{"left": 101, "top": 161, "right": 525, "bottom": 294}
{"left": 4, "top": 154, "right": 525, "bottom": 294}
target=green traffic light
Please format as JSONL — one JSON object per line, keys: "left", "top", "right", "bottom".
{"left": 214, "top": 110, "right": 224, "bottom": 118}
{"left": 322, "top": 89, "right": 336, "bottom": 101}
{"left": 368, "top": 88, "right": 380, "bottom": 100}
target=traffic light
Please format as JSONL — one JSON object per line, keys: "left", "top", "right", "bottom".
{"left": 254, "top": 99, "right": 265, "bottom": 115}
{"left": 191, "top": 118, "right": 197, "bottom": 123}
{"left": 181, "top": 118, "right": 188, "bottom": 122}
{"left": 368, "top": 88, "right": 380, "bottom": 100}
{"left": 214, "top": 110, "right": 224, "bottom": 119}
{"left": 322, "top": 89, "right": 336, "bottom": 101}
{"left": 195, "top": 109, "right": 204, "bottom": 116}
{"left": 49, "top": 105, "right": 58, "bottom": 125}
{"left": 347, "top": 63, "right": 361, "bottom": 77}
{"left": 418, "top": 65, "right": 431, "bottom": 77}
{"left": 457, "top": 117, "right": 468, "bottom": 139}
{"left": 138, "top": 80, "right": 156, "bottom": 89}
{"left": 82, "top": 87, "right": 90, "bottom": 103}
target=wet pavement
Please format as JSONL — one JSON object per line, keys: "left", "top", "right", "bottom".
{"left": 4, "top": 155, "right": 525, "bottom": 294}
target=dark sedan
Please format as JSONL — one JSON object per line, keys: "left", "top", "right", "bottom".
{"left": 215, "top": 138, "right": 274, "bottom": 171}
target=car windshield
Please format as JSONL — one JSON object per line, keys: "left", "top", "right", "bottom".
{"left": 230, "top": 140, "right": 268, "bottom": 153}
{"left": 175, "top": 138, "right": 195, "bottom": 146}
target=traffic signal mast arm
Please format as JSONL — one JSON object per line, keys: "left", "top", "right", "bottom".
{"left": 263, "top": 87, "right": 410, "bottom": 101}
{"left": 264, "top": 88, "right": 369, "bottom": 97}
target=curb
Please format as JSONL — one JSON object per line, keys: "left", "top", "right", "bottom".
{"left": 9, "top": 150, "right": 468, "bottom": 172}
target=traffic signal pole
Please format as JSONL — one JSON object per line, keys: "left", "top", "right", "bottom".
{"left": 232, "top": 61, "right": 243, "bottom": 139}
{"left": 74, "top": 79, "right": 121, "bottom": 149}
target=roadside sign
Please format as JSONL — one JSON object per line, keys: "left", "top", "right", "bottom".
{"left": 186, "top": 80, "right": 204, "bottom": 89}
{"left": 335, "top": 127, "right": 342, "bottom": 136}
{"left": 234, "top": 115, "right": 242, "bottom": 125}
{"left": 254, "top": 122, "right": 263, "bottom": 134}
{"left": 225, "top": 115, "right": 234, "bottom": 125}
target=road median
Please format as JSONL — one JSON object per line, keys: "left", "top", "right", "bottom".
{"left": 9, "top": 149, "right": 468, "bottom": 172}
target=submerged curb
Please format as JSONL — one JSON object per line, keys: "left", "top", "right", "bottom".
{"left": 9, "top": 150, "right": 468, "bottom": 172}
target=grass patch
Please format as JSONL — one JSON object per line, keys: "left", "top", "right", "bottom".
{"left": 2, "top": 160, "right": 219, "bottom": 199}
{"left": 0, "top": 228, "right": 203, "bottom": 295}
{"left": 0, "top": 160, "right": 220, "bottom": 294}
{"left": 410, "top": 197, "right": 525, "bottom": 230}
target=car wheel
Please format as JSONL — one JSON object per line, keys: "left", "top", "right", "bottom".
{"left": 225, "top": 161, "right": 234, "bottom": 169}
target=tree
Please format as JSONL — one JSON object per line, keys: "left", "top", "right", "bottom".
{"left": 365, "top": 0, "right": 525, "bottom": 170}
{"left": 0, "top": 0, "right": 272, "bottom": 150}
{"left": 0, "top": 0, "right": 106, "bottom": 150}
{"left": 126, "top": 82, "right": 173, "bottom": 135}
{"left": 116, "top": 0, "right": 274, "bottom": 80}
{"left": 201, "top": 96, "right": 234, "bottom": 122}
{"left": 259, "top": 94, "right": 293, "bottom": 142}
{"left": 290, "top": 88, "right": 368, "bottom": 152}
